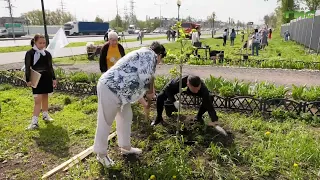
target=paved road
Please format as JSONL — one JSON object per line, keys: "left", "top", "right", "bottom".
{"left": 2, "top": 62, "right": 320, "bottom": 87}
{"left": 0, "top": 39, "right": 170, "bottom": 65}
{"left": 0, "top": 34, "right": 166, "bottom": 47}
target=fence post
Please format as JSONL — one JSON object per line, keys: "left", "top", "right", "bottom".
{"left": 308, "top": 15, "right": 316, "bottom": 53}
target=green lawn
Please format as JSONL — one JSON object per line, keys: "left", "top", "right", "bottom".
{"left": 51, "top": 32, "right": 320, "bottom": 70}
{"left": 0, "top": 84, "right": 319, "bottom": 179}
{"left": 0, "top": 36, "right": 166, "bottom": 53}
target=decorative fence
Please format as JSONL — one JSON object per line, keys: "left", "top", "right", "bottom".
{"left": 1, "top": 73, "right": 320, "bottom": 117}
{"left": 281, "top": 15, "right": 320, "bottom": 53}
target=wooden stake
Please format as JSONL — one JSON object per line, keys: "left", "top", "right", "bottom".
{"left": 42, "top": 132, "right": 117, "bottom": 179}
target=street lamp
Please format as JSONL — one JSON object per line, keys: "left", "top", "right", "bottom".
{"left": 40, "top": 0, "right": 49, "bottom": 46}
{"left": 177, "top": 0, "right": 181, "bottom": 38}
{"left": 177, "top": 0, "right": 181, "bottom": 21}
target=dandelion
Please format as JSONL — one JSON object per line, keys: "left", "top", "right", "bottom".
{"left": 150, "top": 175, "right": 156, "bottom": 180}
{"left": 293, "top": 163, "right": 299, "bottom": 167}
{"left": 265, "top": 131, "right": 271, "bottom": 136}
{"left": 173, "top": 175, "right": 177, "bottom": 179}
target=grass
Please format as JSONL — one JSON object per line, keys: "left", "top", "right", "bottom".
{"left": 1, "top": 84, "right": 320, "bottom": 179}
{"left": 0, "top": 36, "right": 166, "bottom": 53}
{"left": 50, "top": 31, "right": 320, "bottom": 70}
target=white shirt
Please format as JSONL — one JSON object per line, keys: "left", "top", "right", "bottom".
{"left": 99, "top": 47, "right": 157, "bottom": 105}
{"left": 191, "top": 31, "right": 200, "bottom": 44}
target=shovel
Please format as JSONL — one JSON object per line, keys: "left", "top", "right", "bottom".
{"left": 207, "top": 121, "right": 228, "bottom": 136}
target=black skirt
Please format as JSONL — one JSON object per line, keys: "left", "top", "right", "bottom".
{"left": 32, "top": 71, "right": 53, "bottom": 95}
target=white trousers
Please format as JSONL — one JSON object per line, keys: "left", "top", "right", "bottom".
{"left": 93, "top": 81, "right": 133, "bottom": 156}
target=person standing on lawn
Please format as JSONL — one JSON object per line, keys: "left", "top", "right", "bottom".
{"left": 260, "top": 28, "right": 268, "bottom": 50}
{"left": 241, "top": 31, "right": 245, "bottom": 42}
{"left": 99, "top": 31, "right": 125, "bottom": 73}
{"left": 230, "top": 29, "right": 236, "bottom": 46}
{"left": 151, "top": 75, "right": 219, "bottom": 127}
{"left": 251, "top": 29, "right": 261, "bottom": 56}
{"left": 223, "top": 29, "right": 228, "bottom": 46}
{"left": 24, "top": 34, "right": 57, "bottom": 130}
{"left": 268, "top": 28, "right": 272, "bottom": 39}
{"left": 93, "top": 42, "right": 166, "bottom": 167}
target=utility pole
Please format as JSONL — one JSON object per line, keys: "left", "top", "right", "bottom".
{"left": 40, "top": 0, "right": 49, "bottom": 46}
{"left": 60, "top": 0, "right": 66, "bottom": 12}
{"left": 116, "top": 0, "right": 119, "bottom": 27}
{"left": 129, "top": 0, "right": 135, "bottom": 24}
{"left": 5, "top": 0, "right": 15, "bottom": 40}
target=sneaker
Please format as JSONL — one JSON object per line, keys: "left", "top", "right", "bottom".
{"left": 97, "top": 155, "right": 115, "bottom": 167}
{"left": 43, "top": 114, "right": 54, "bottom": 122}
{"left": 151, "top": 116, "right": 163, "bottom": 126}
{"left": 27, "top": 117, "right": 39, "bottom": 130}
{"left": 120, "top": 147, "right": 142, "bottom": 155}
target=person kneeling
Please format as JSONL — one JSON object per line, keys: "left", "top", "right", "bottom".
{"left": 151, "top": 75, "right": 219, "bottom": 126}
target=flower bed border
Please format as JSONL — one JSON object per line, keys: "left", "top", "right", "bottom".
{"left": 1, "top": 73, "right": 320, "bottom": 117}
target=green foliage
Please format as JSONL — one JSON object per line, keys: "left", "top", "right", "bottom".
{"left": 69, "top": 71, "right": 89, "bottom": 83}
{"left": 22, "top": 9, "right": 75, "bottom": 25}
{"left": 253, "top": 82, "right": 289, "bottom": 100}
{"left": 94, "top": 16, "right": 104, "bottom": 23}
{"left": 1, "top": 85, "right": 320, "bottom": 179}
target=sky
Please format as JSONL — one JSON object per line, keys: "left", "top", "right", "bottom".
{"left": 0, "top": 0, "right": 278, "bottom": 24}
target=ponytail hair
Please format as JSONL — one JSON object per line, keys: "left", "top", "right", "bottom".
{"left": 30, "top": 38, "right": 35, "bottom": 47}
{"left": 31, "top": 34, "right": 45, "bottom": 47}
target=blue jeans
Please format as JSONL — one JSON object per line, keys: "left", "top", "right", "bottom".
{"left": 252, "top": 43, "right": 259, "bottom": 56}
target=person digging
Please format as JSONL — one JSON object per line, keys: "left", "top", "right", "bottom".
{"left": 151, "top": 75, "right": 227, "bottom": 136}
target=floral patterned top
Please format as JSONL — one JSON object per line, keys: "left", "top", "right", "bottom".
{"left": 99, "top": 47, "right": 157, "bottom": 105}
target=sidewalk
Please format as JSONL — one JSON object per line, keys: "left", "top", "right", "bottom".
{"left": 0, "top": 39, "right": 170, "bottom": 65}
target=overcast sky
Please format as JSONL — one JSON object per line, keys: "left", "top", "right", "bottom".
{"left": 0, "top": 0, "right": 278, "bottom": 24}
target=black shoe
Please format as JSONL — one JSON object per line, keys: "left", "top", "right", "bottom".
{"left": 151, "top": 117, "right": 163, "bottom": 126}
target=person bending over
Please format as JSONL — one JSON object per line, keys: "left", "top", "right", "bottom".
{"left": 151, "top": 75, "right": 219, "bottom": 126}
{"left": 94, "top": 42, "right": 166, "bottom": 167}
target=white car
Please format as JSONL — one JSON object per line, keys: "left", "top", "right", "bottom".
{"left": 134, "top": 29, "right": 140, "bottom": 34}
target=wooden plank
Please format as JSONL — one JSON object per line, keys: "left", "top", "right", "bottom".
{"left": 42, "top": 132, "right": 117, "bottom": 179}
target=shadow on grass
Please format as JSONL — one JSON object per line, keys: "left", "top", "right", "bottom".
{"left": 33, "top": 123, "right": 70, "bottom": 158}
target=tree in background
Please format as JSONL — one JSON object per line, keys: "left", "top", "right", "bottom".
{"left": 95, "top": 16, "right": 104, "bottom": 23}
{"left": 22, "top": 9, "right": 75, "bottom": 25}
{"left": 279, "top": 0, "right": 300, "bottom": 23}
{"left": 299, "top": 0, "right": 320, "bottom": 10}
{"left": 109, "top": 14, "right": 123, "bottom": 30}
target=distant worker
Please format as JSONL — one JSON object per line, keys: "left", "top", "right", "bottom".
{"left": 269, "top": 28, "right": 272, "bottom": 39}
{"left": 192, "top": 27, "right": 201, "bottom": 55}
{"left": 241, "top": 31, "right": 245, "bottom": 42}
{"left": 166, "top": 29, "right": 171, "bottom": 41}
{"left": 99, "top": 32, "right": 125, "bottom": 73}
{"left": 251, "top": 29, "right": 261, "bottom": 56}
{"left": 171, "top": 30, "right": 176, "bottom": 41}
{"left": 230, "top": 29, "right": 236, "bottom": 46}
{"left": 223, "top": 29, "right": 228, "bottom": 46}
{"left": 138, "top": 30, "right": 144, "bottom": 45}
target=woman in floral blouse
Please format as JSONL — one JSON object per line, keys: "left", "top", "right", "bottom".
{"left": 93, "top": 42, "right": 166, "bottom": 167}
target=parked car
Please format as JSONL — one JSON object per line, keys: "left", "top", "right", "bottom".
{"left": 134, "top": 29, "right": 140, "bottom": 34}
{"left": 143, "top": 28, "right": 150, "bottom": 33}
{"left": 153, "top": 28, "right": 160, "bottom": 33}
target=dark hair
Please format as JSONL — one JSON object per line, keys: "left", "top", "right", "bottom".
{"left": 254, "top": 29, "right": 258, "bottom": 33}
{"left": 232, "top": 29, "right": 235, "bottom": 33}
{"left": 224, "top": 29, "right": 227, "bottom": 32}
{"left": 150, "top": 41, "right": 166, "bottom": 58}
{"left": 187, "top": 75, "right": 201, "bottom": 87}
{"left": 30, "top": 34, "right": 45, "bottom": 47}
